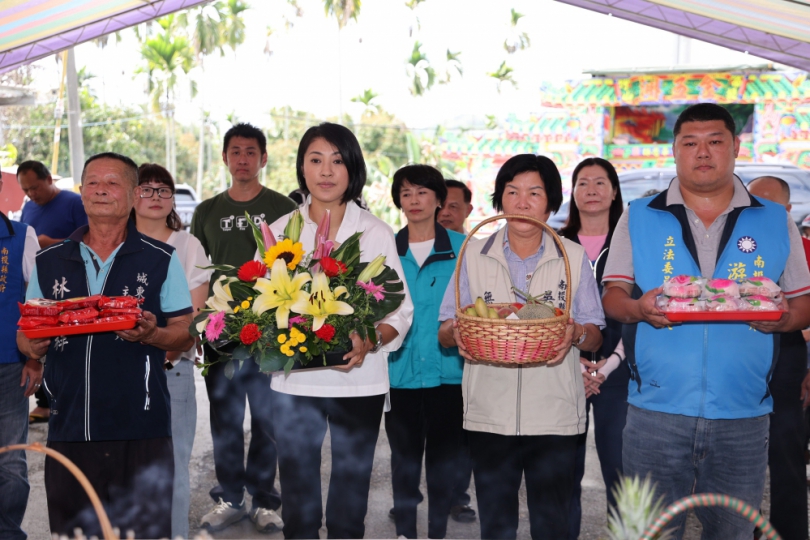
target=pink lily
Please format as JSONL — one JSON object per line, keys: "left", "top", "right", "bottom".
{"left": 311, "top": 209, "right": 334, "bottom": 272}
{"left": 261, "top": 221, "right": 276, "bottom": 249}
{"left": 357, "top": 280, "right": 385, "bottom": 302}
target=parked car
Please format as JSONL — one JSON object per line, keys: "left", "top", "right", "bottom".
{"left": 174, "top": 184, "right": 200, "bottom": 229}
{"left": 547, "top": 163, "right": 810, "bottom": 229}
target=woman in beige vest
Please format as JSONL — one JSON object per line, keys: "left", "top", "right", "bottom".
{"left": 437, "top": 154, "right": 605, "bottom": 539}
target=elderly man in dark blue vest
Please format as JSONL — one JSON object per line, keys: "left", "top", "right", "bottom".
{"left": 602, "top": 103, "right": 810, "bottom": 540}
{"left": 17, "top": 152, "right": 193, "bottom": 539}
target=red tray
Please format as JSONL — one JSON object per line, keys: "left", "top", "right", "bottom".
{"left": 22, "top": 319, "right": 137, "bottom": 339}
{"left": 664, "top": 310, "right": 785, "bottom": 322}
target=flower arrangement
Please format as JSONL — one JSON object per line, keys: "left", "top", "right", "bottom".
{"left": 191, "top": 211, "right": 406, "bottom": 377}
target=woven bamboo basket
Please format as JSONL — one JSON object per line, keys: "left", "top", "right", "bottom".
{"left": 0, "top": 442, "right": 117, "bottom": 540}
{"left": 454, "top": 214, "right": 571, "bottom": 364}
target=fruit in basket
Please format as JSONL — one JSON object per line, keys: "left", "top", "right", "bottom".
{"left": 487, "top": 307, "right": 499, "bottom": 319}
{"left": 510, "top": 286, "right": 556, "bottom": 319}
{"left": 464, "top": 306, "right": 478, "bottom": 317}
{"left": 474, "top": 297, "right": 489, "bottom": 318}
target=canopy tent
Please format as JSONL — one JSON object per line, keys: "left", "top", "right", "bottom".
{"left": 555, "top": 0, "right": 810, "bottom": 72}
{"left": 0, "top": 0, "right": 209, "bottom": 74}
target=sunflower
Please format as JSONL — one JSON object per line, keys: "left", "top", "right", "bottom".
{"left": 264, "top": 238, "right": 305, "bottom": 271}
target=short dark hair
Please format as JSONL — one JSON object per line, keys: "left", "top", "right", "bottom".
{"left": 445, "top": 179, "right": 472, "bottom": 203}
{"left": 559, "top": 157, "right": 624, "bottom": 239}
{"left": 296, "top": 123, "right": 366, "bottom": 205}
{"left": 130, "top": 163, "right": 183, "bottom": 231}
{"left": 16, "top": 160, "right": 50, "bottom": 181}
{"left": 82, "top": 152, "right": 139, "bottom": 187}
{"left": 491, "top": 154, "right": 563, "bottom": 214}
{"left": 748, "top": 175, "right": 791, "bottom": 201}
{"left": 673, "top": 103, "right": 736, "bottom": 138}
{"left": 222, "top": 122, "right": 267, "bottom": 156}
{"left": 391, "top": 164, "right": 448, "bottom": 209}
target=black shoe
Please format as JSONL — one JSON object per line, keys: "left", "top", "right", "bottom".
{"left": 388, "top": 507, "right": 396, "bottom": 521}
{"left": 450, "top": 504, "right": 476, "bottom": 523}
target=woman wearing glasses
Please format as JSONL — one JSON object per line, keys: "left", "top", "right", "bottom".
{"left": 131, "top": 163, "right": 212, "bottom": 539}
{"left": 557, "top": 158, "right": 628, "bottom": 539}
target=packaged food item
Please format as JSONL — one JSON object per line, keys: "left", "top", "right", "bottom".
{"left": 739, "top": 277, "right": 781, "bottom": 298}
{"left": 61, "top": 296, "right": 102, "bottom": 310}
{"left": 665, "top": 297, "right": 706, "bottom": 312}
{"left": 706, "top": 294, "right": 742, "bottom": 312}
{"left": 704, "top": 278, "right": 740, "bottom": 298}
{"left": 95, "top": 315, "right": 139, "bottom": 324}
{"left": 17, "top": 316, "right": 60, "bottom": 329}
{"left": 98, "top": 296, "right": 142, "bottom": 309}
{"left": 663, "top": 275, "right": 703, "bottom": 298}
{"left": 18, "top": 299, "right": 63, "bottom": 317}
{"left": 58, "top": 307, "right": 100, "bottom": 324}
{"left": 98, "top": 307, "right": 142, "bottom": 316}
{"left": 740, "top": 295, "right": 781, "bottom": 311}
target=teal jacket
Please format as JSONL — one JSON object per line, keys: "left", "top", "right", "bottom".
{"left": 388, "top": 224, "right": 466, "bottom": 388}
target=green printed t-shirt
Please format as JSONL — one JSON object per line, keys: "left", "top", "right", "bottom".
{"left": 191, "top": 186, "right": 297, "bottom": 292}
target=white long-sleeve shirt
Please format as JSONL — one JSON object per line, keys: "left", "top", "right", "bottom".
{"left": 268, "top": 199, "right": 414, "bottom": 398}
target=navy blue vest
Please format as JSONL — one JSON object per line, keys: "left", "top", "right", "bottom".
{"left": 37, "top": 220, "right": 186, "bottom": 442}
{"left": 628, "top": 192, "right": 789, "bottom": 419}
{"left": 1, "top": 213, "right": 27, "bottom": 365}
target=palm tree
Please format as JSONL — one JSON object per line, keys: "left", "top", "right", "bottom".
{"left": 351, "top": 89, "right": 380, "bottom": 115}
{"left": 137, "top": 18, "right": 194, "bottom": 175}
{"left": 406, "top": 41, "right": 436, "bottom": 96}
{"left": 323, "top": 0, "right": 361, "bottom": 28}
{"left": 441, "top": 49, "right": 463, "bottom": 84}
{"left": 504, "top": 8, "right": 530, "bottom": 53}
{"left": 488, "top": 61, "right": 517, "bottom": 92}
{"left": 404, "top": 0, "right": 427, "bottom": 37}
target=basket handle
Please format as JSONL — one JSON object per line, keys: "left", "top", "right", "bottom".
{"left": 454, "top": 214, "right": 572, "bottom": 318}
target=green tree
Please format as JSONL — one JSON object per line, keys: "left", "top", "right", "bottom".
{"left": 488, "top": 61, "right": 517, "bottom": 92}
{"left": 504, "top": 8, "right": 530, "bottom": 54}
{"left": 351, "top": 89, "right": 380, "bottom": 115}
{"left": 441, "top": 49, "right": 463, "bottom": 84}
{"left": 406, "top": 41, "right": 436, "bottom": 96}
{"left": 323, "top": 0, "right": 361, "bottom": 28}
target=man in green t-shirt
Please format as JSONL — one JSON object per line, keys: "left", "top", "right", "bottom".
{"left": 192, "top": 123, "right": 296, "bottom": 533}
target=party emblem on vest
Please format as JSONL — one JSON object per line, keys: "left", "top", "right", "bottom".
{"left": 737, "top": 236, "right": 757, "bottom": 253}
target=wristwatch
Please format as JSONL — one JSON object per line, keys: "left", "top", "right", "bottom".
{"left": 36, "top": 355, "right": 46, "bottom": 365}
{"left": 370, "top": 328, "right": 384, "bottom": 353}
{"left": 575, "top": 327, "right": 587, "bottom": 347}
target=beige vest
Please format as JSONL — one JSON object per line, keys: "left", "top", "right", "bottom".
{"left": 462, "top": 227, "right": 586, "bottom": 436}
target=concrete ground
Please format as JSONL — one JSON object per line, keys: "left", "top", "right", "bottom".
{"left": 21, "top": 368, "right": 778, "bottom": 539}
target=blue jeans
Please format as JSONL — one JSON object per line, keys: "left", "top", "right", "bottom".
{"left": 167, "top": 359, "right": 197, "bottom": 539}
{"left": 623, "top": 405, "right": 769, "bottom": 540}
{"left": 0, "top": 362, "right": 30, "bottom": 540}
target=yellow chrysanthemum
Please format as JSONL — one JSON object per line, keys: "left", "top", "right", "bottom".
{"left": 233, "top": 306, "right": 240, "bottom": 313}
{"left": 241, "top": 300, "right": 250, "bottom": 309}
{"left": 289, "top": 338, "right": 299, "bottom": 347}
{"left": 299, "top": 346, "right": 308, "bottom": 353}
{"left": 285, "top": 349, "right": 295, "bottom": 357}
{"left": 264, "top": 238, "right": 305, "bottom": 271}
{"left": 248, "top": 296, "right": 253, "bottom": 301}
{"left": 278, "top": 334, "right": 287, "bottom": 344}
{"left": 280, "top": 343, "right": 291, "bottom": 354}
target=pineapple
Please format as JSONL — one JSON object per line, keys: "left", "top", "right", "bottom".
{"left": 606, "top": 475, "right": 674, "bottom": 540}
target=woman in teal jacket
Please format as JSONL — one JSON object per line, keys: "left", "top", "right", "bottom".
{"left": 386, "top": 164, "right": 466, "bottom": 539}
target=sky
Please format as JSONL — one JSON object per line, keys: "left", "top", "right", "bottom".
{"left": 26, "top": 0, "right": 774, "bottom": 132}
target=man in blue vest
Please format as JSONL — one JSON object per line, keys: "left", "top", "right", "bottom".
{"left": 0, "top": 174, "right": 42, "bottom": 540}
{"left": 16, "top": 152, "right": 194, "bottom": 539}
{"left": 602, "top": 103, "right": 810, "bottom": 540}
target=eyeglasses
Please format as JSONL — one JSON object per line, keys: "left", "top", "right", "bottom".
{"left": 138, "top": 186, "right": 174, "bottom": 199}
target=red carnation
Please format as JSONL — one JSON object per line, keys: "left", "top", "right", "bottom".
{"left": 237, "top": 260, "right": 267, "bottom": 282}
{"left": 240, "top": 323, "right": 262, "bottom": 345}
{"left": 314, "top": 323, "right": 336, "bottom": 343}
{"left": 320, "top": 257, "right": 347, "bottom": 278}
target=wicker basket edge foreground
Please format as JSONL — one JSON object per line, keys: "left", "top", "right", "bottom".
{"left": 454, "top": 214, "right": 571, "bottom": 365}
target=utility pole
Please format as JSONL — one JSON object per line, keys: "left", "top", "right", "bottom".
{"left": 66, "top": 48, "right": 85, "bottom": 185}
{"left": 51, "top": 50, "right": 68, "bottom": 174}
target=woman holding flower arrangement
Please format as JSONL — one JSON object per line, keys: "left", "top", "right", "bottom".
{"left": 268, "top": 123, "right": 414, "bottom": 539}
{"left": 437, "top": 154, "right": 605, "bottom": 539}
{"left": 385, "top": 164, "right": 467, "bottom": 539}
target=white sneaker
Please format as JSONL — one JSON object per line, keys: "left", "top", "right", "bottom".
{"left": 200, "top": 497, "right": 247, "bottom": 531}
{"left": 250, "top": 507, "right": 284, "bottom": 533}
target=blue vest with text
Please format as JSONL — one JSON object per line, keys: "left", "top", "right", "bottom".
{"left": 0, "top": 214, "right": 28, "bottom": 365}
{"left": 628, "top": 193, "right": 789, "bottom": 419}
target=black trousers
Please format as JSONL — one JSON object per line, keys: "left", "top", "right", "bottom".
{"left": 568, "top": 380, "right": 628, "bottom": 539}
{"left": 385, "top": 385, "right": 464, "bottom": 539}
{"left": 273, "top": 392, "right": 385, "bottom": 539}
{"left": 34, "top": 386, "right": 49, "bottom": 409}
{"left": 204, "top": 348, "right": 281, "bottom": 509}
{"left": 45, "top": 438, "right": 173, "bottom": 539}
{"left": 452, "top": 430, "right": 474, "bottom": 507}
{"left": 469, "top": 431, "right": 578, "bottom": 540}
{"left": 768, "top": 330, "right": 808, "bottom": 540}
